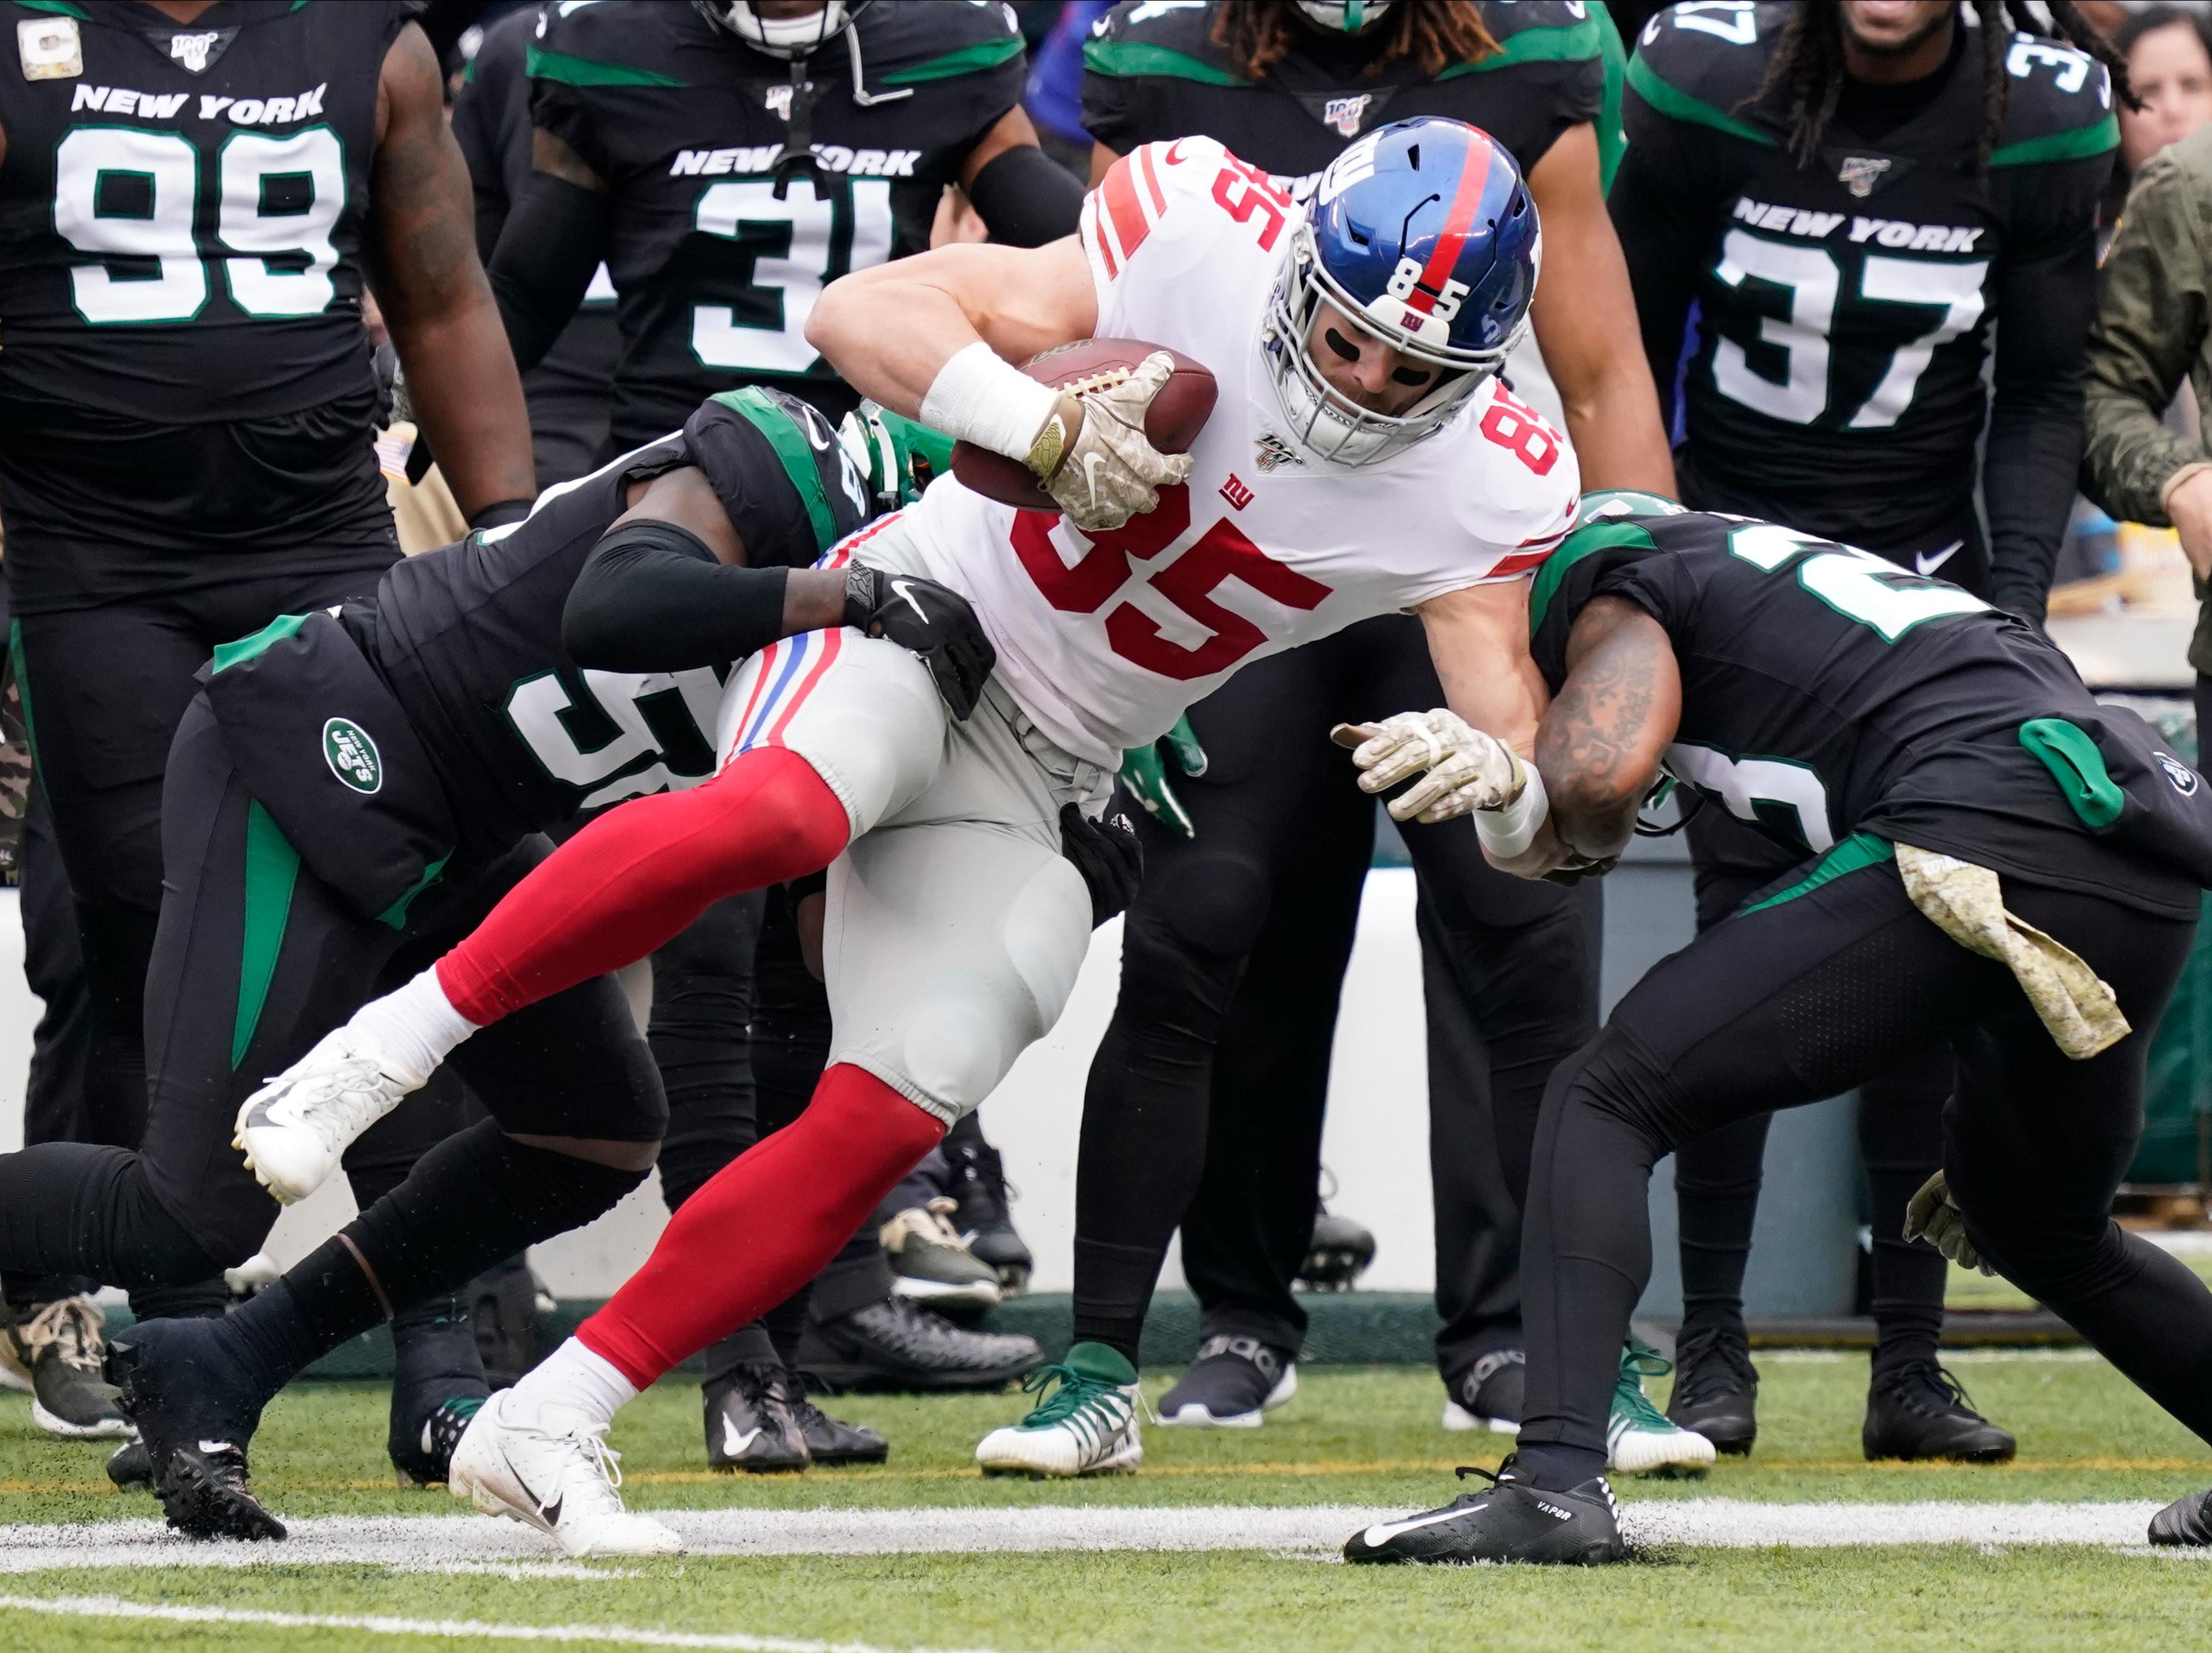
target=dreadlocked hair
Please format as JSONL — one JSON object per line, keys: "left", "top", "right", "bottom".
{"left": 1212, "top": 0, "right": 1500, "bottom": 82}
{"left": 1746, "top": 0, "right": 2137, "bottom": 172}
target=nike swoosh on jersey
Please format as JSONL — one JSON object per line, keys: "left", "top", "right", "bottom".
{"left": 1358, "top": 1501, "right": 1487, "bottom": 1546}
{"left": 1914, "top": 542, "right": 1961, "bottom": 576}
{"left": 722, "top": 1418, "right": 763, "bottom": 1456}
{"left": 889, "top": 579, "right": 930, "bottom": 624}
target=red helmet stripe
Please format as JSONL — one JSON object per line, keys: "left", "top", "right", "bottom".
{"left": 1401, "top": 133, "right": 1493, "bottom": 318}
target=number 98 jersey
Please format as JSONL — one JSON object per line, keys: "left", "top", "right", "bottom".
{"left": 893, "top": 135, "right": 1580, "bottom": 772}
{"left": 0, "top": 0, "right": 406, "bottom": 424}
{"left": 1617, "top": 3, "right": 2116, "bottom": 551}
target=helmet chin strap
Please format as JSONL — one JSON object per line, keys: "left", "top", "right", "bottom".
{"left": 762, "top": 11, "right": 910, "bottom": 198}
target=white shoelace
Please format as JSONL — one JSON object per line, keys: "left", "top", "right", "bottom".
{"left": 267, "top": 1057, "right": 399, "bottom": 1149}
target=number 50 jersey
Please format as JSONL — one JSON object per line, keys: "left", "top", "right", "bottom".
{"left": 894, "top": 135, "right": 1580, "bottom": 771}
{"left": 1614, "top": 3, "right": 2116, "bottom": 551}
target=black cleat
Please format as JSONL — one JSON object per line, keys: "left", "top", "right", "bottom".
{"left": 1344, "top": 1460, "right": 1625, "bottom": 1566}
{"left": 1863, "top": 1360, "right": 2016, "bottom": 1463}
{"left": 1666, "top": 1324, "right": 1759, "bottom": 1455}
{"left": 704, "top": 1361, "right": 810, "bottom": 1472}
{"left": 388, "top": 1296, "right": 491, "bottom": 1487}
{"left": 791, "top": 1389, "right": 889, "bottom": 1464}
{"left": 106, "top": 1438, "right": 153, "bottom": 1493}
{"left": 2150, "top": 1488, "right": 2212, "bottom": 1545}
{"left": 1443, "top": 1348, "right": 1524, "bottom": 1436}
{"left": 797, "top": 1295, "right": 1042, "bottom": 1394}
{"left": 1157, "top": 1335, "right": 1295, "bottom": 1428}
{"left": 104, "top": 1318, "right": 283, "bottom": 1541}
{"left": 1299, "top": 1196, "right": 1377, "bottom": 1292}
{"left": 944, "top": 1138, "right": 1033, "bottom": 1295}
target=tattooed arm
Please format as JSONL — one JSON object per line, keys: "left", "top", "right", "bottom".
{"left": 1492, "top": 596, "right": 1682, "bottom": 880}
{"left": 368, "top": 23, "right": 536, "bottom": 518}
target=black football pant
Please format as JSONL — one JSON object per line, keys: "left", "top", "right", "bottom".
{"left": 1673, "top": 809, "right": 1949, "bottom": 1369}
{"left": 8, "top": 565, "right": 391, "bottom": 1190}
{"left": 1073, "top": 615, "right": 1602, "bottom": 1373}
{"left": 1513, "top": 844, "right": 2212, "bottom": 1489}
{"left": 0, "top": 697, "right": 662, "bottom": 1311}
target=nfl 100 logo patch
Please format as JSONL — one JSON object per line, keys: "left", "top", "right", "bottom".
{"left": 1323, "top": 92, "right": 1371, "bottom": 138}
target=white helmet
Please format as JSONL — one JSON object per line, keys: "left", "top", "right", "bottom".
{"left": 691, "top": 1, "right": 866, "bottom": 59}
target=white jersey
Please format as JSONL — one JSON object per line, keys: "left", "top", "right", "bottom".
{"left": 897, "top": 136, "right": 1580, "bottom": 770}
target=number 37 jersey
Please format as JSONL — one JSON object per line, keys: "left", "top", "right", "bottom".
{"left": 0, "top": 0, "right": 407, "bottom": 424}
{"left": 894, "top": 136, "right": 1580, "bottom": 771}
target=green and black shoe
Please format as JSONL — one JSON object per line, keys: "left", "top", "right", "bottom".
{"left": 973, "top": 1341, "right": 1141, "bottom": 1477}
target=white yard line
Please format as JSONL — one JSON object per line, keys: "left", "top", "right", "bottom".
{"left": 0, "top": 1500, "right": 2189, "bottom": 1567}
{"left": 0, "top": 1593, "right": 1010, "bottom": 1653}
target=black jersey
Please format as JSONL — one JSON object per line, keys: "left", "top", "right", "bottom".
{"left": 530, "top": 0, "right": 1025, "bottom": 451}
{"left": 1614, "top": 4, "right": 2114, "bottom": 557}
{"left": 0, "top": 0, "right": 401, "bottom": 422}
{"left": 452, "top": 4, "right": 617, "bottom": 486}
{"left": 1529, "top": 512, "right": 2204, "bottom": 917}
{"left": 0, "top": 0, "right": 409, "bottom": 608}
{"left": 1081, "top": 0, "right": 1613, "bottom": 193}
{"left": 366, "top": 386, "right": 869, "bottom": 848}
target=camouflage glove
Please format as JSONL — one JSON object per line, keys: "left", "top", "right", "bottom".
{"left": 1031, "top": 352, "right": 1192, "bottom": 532}
{"left": 1904, "top": 1170, "right": 1992, "bottom": 1276}
{"left": 1119, "top": 715, "right": 1208, "bottom": 839}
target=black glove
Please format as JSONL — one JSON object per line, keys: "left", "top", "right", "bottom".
{"left": 844, "top": 563, "right": 995, "bottom": 722}
{"left": 1060, "top": 802, "right": 1142, "bottom": 927}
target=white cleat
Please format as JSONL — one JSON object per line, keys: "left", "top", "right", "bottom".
{"left": 975, "top": 1342, "right": 1143, "bottom": 1477}
{"left": 1441, "top": 1399, "right": 1521, "bottom": 1435}
{"left": 1607, "top": 1343, "right": 1717, "bottom": 1476}
{"left": 447, "top": 1391, "right": 683, "bottom": 1558}
{"left": 233, "top": 1026, "right": 427, "bottom": 1204}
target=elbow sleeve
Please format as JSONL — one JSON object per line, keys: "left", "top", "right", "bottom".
{"left": 966, "top": 144, "right": 1086, "bottom": 248}
{"left": 489, "top": 171, "right": 611, "bottom": 375}
{"left": 564, "top": 520, "right": 791, "bottom": 672}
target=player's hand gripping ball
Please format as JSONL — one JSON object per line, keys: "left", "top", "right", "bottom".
{"left": 951, "top": 339, "right": 1215, "bottom": 530}
{"left": 1332, "top": 709, "right": 1525, "bottom": 824}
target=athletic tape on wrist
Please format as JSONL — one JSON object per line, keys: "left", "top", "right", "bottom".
{"left": 1475, "top": 761, "right": 1548, "bottom": 860}
{"left": 919, "top": 341, "right": 1061, "bottom": 463}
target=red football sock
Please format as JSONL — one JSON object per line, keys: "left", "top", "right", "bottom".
{"left": 578, "top": 1065, "right": 946, "bottom": 1388}
{"left": 436, "top": 746, "right": 847, "bottom": 1026}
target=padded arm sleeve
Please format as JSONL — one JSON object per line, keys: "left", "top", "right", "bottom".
{"left": 967, "top": 143, "right": 1086, "bottom": 248}
{"left": 563, "top": 520, "right": 792, "bottom": 673}
{"left": 488, "top": 169, "right": 612, "bottom": 376}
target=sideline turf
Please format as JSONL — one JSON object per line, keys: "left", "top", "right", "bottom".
{"left": 0, "top": 1359, "right": 2204, "bottom": 1652}
{"left": 0, "top": 1353, "right": 2201, "bottom": 1525}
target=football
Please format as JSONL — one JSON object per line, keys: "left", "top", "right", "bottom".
{"left": 948, "top": 339, "right": 1217, "bottom": 512}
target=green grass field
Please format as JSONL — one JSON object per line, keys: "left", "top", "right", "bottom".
{"left": 1, "top": 1352, "right": 2208, "bottom": 1652}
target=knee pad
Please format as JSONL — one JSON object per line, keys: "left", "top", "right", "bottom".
{"left": 1114, "top": 904, "right": 1246, "bottom": 1029}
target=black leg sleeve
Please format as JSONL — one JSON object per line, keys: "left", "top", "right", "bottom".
{"left": 1180, "top": 774, "right": 1370, "bottom": 1357}
{"left": 651, "top": 892, "right": 764, "bottom": 1213}
{"left": 1857, "top": 1045, "right": 1951, "bottom": 1373}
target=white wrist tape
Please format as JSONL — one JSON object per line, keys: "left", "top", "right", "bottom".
{"left": 919, "top": 341, "right": 1063, "bottom": 464}
{"left": 1474, "top": 761, "right": 1548, "bottom": 860}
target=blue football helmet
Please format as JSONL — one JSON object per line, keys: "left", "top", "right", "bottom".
{"left": 1264, "top": 116, "right": 1541, "bottom": 466}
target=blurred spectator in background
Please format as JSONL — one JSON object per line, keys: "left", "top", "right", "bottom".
{"left": 2084, "top": 116, "right": 2212, "bottom": 736}
{"left": 2117, "top": 6, "right": 2212, "bottom": 182}
{"left": 1024, "top": 1, "right": 1113, "bottom": 176}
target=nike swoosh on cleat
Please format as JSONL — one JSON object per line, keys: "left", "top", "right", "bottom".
{"left": 497, "top": 1443, "right": 559, "bottom": 1530}
{"left": 1914, "top": 542, "right": 1960, "bottom": 576}
{"left": 1359, "top": 1502, "right": 1487, "bottom": 1546}
{"left": 722, "top": 1419, "right": 762, "bottom": 1456}
{"left": 888, "top": 579, "right": 930, "bottom": 624}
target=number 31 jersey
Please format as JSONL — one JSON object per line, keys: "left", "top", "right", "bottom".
{"left": 1614, "top": 3, "right": 2116, "bottom": 551}
{"left": 895, "top": 135, "right": 1580, "bottom": 771}
{"left": 0, "top": 0, "right": 404, "bottom": 424}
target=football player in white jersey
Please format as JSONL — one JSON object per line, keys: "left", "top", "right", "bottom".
{"left": 208, "top": 116, "right": 1578, "bottom": 1554}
